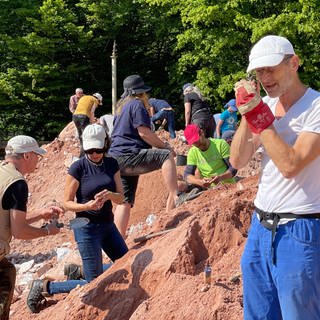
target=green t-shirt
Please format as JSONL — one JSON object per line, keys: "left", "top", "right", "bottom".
{"left": 187, "top": 138, "right": 235, "bottom": 184}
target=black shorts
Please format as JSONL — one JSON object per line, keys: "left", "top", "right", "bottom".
{"left": 113, "top": 149, "right": 171, "bottom": 205}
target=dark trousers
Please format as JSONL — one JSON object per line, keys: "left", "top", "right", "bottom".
{"left": 72, "top": 114, "right": 90, "bottom": 157}
{"left": 0, "top": 258, "right": 16, "bottom": 320}
{"left": 151, "top": 110, "right": 176, "bottom": 139}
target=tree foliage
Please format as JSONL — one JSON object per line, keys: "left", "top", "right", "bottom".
{"left": 0, "top": 0, "right": 319, "bottom": 140}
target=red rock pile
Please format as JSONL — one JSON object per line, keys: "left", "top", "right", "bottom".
{"left": 8, "top": 123, "right": 260, "bottom": 320}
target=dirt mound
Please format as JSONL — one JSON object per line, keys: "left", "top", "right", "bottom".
{"left": 8, "top": 123, "right": 260, "bottom": 320}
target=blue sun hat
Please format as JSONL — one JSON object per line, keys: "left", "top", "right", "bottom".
{"left": 224, "top": 99, "right": 237, "bottom": 111}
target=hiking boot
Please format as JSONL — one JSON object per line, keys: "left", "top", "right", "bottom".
{"left": 63, "top": 263, "right": 84, "bottom": 280}
{"left": 27, "top": 280, "right": 50, "bottom": 313}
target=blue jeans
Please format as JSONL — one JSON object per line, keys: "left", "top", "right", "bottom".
{"left": 48, "top": 222, "right": 128, "bottom": 295}
{"left": 151, "top": 110, "right": 176, "bottom": 138}
{"left": 241, "top": 213, "right": 320, "bottom": 320}
{"left": 48, "top": 264, "right": 112, "bottom": 294}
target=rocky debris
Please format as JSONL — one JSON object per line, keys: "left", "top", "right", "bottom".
{"left": 8, "top": 122, "right": 260, "bottom": 319}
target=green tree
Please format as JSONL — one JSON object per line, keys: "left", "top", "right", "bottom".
{"left": 146, "top": 0, "right": 320, "bottom": 112}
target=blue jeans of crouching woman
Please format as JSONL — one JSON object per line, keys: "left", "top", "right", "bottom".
{"left": 151, "top": 110, "right": 176, "bottom": 139}
{"left": 48, "top": 222, "right": 128, "bottom": 294}
{"left": 241, "top": 212, "right": 320, "bottom": 320}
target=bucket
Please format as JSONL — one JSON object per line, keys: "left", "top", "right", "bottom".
{"left": 176, "top": 154, "right": 187, "bottom": 166}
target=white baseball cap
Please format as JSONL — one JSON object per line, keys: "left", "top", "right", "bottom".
{"left": 5, "top": 135, "right": 46, "bottom": 155}
{"left": 247, "top": 35, "right": 295, "bottom": 72}
{"left": 82, "top": 124, "right": 106, "bottom": 151}
{"left": 93, "top": 93, "right": 103, "bottom": 102}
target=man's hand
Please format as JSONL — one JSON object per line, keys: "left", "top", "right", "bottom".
{"left": 41, "top": 205, "right": 64, "bottom": 220}
{"left": 45, "top": 220, "right": 61, "bottom": 236}
{"left": 234, "top": 79, "right": 274, "bottom": 133}
{"left": 201, "top": 178, "right": 212, "bottom": 188}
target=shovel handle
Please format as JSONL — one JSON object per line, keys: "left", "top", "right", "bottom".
{"left": 133, "top": 228, "right": 174, "bottom": 243}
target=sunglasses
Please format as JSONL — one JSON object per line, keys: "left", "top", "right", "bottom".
{"left": 85, "top": 148, "right": 105, "bottom": 155}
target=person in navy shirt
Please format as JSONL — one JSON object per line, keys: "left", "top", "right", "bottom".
{"left": 109, "top": 75, "right": 179, "bottom": 236}
{"left": 27, "top": 124, "right": 128, "bottom": 313}
{"left": 149, "top": 98, "right": 176, "bottom": 139}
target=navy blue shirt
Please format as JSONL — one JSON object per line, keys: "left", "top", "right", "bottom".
{"left": 149, "top": 98, "right": 171, "bottom": 113}
{"left": 68, "top": 156, "right": 119, "bottom": 223}
{"left": 109, "top": 99, "right": 151, "bottom": 156}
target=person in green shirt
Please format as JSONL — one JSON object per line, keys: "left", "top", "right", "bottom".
{"left": 183, "top": 124, "right": 237, "bottom": 189}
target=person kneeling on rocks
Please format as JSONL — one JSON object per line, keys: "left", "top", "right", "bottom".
{"left": 27, "top": 124, "right": 128, "bottom": 313}
{"left": 183, "top": 123, "right": 237, "bottom": 189}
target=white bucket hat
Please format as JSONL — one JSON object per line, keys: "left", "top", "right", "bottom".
{"left": 247, "top": 35, "right": 295, "bottom": 72}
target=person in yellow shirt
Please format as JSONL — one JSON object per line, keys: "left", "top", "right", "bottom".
{"left": 73, "top": 93, "right": 103, "bottom": 157}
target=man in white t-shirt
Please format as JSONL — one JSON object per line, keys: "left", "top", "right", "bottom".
{"left": 230, "top": 35, "right": 320, "bottom": 320}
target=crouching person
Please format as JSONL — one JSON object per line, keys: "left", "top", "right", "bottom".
{"left": 183, "top": 124, "right": 237, "bottom": 189}
{"left": 27, "top": 124, "right": 128, "bottom": 313}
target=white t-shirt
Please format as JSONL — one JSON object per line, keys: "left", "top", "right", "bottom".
{"left": 255, "top": 88, "right": 320, "bottom": 214}
{"left": 99, "top": 114, "right": 114, "bottom": 137}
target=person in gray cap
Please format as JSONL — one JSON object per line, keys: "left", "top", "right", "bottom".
{"left": 230, "top": 35, "right": 320, "bottom": 319}
{"left": 0, "top": 135, "right": 63, "bottom": 319}
{"left": 109, "top": 74, "right": 179, "bottom": 236}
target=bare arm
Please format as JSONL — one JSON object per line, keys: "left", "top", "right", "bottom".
{"left": 10, "top": 209, "right": 60, "bottom": 240}
{"left": 230, "top": 117, "right": 260, "bottom": 169}
{"left": 94, "top": 170, "right": 124, "bottom": 205}
{"left": 149, "top": 106, "right": 155, "bottom": 117}
{"left": 260, "top": 126, "right": 320, "bottom": 178}
{"left": 89, "top": 104, "right": 98, "bottom": 123}
{"left": 186, "top": 168, "right": 233, "bottom": 188}
{"left": 63, "top": 175, "right": 104, "bottom": 211}
{"left": 216, "top": 120, "right": 223, "bottom": 138}
{"left": 137, "top": 126, "right": 168, "bottom": 149}
{"left": 69, "top": 96, "right": 76, "bottom": 113}
{"left": 26, "top": 206, "right": 64, "bottom": 224}
{"left": 184, "top": 102, "right": 191, "bottom": 127}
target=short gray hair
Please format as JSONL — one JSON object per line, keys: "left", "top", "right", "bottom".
{"left": 5, "top": 152, "right": 24, "bottom": 160}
